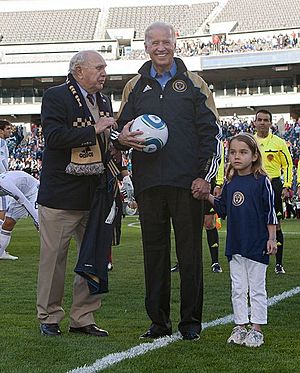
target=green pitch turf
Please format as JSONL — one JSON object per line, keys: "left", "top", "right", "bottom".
{"left": 0, "top": 217, "right": 299, "bottom": 372}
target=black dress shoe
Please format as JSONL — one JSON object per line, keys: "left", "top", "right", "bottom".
{"left": 69, "top": 324, "right": 108, "bottom": 337}
{"left": 140, "top": 329, "right": 172, "bottom": 339}
{"left": 40, "top": 323, "right": 61, "bottom": 336}
{"left": 182, "top": 331, "right": 200, "bottom": 341}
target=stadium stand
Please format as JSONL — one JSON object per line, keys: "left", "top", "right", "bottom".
{"left": 212, "top": 0, "right": 300, "bottom": 33}
{"left": 0, "top": 8, "right": 100, "bottom": 43}
{"left": 106, "top": 3, "right": 218, "bottom": 38}
{"left": 0, "top": 1, "right": 300, "bottom": 129}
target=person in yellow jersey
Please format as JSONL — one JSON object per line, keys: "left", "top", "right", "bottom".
{"left": 254, "top": 109, "right": 293, "bottom": 274}
{"left": 296, "top": 161, "right": 300, "bottom": 219}
{"left": 297, "top": 161, "right": 300, "bottom": 199}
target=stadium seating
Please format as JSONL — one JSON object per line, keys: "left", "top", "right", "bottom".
{"left": 0, "top": 8, "right": 100, "bottom": 43}
{"left": 212, "top": 0, "right": 300, "bottom": 33}
{"left": 106, "top": 3, "right": 218, "bottom": 38}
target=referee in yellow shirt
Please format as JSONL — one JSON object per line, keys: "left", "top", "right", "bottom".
{"left": 254, "top": 109, "right": 293, "bottom": 274}
{"left": 297, "top": 161, "right": 300, "bottom": 199}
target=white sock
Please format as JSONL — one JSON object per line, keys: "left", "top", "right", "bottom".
{"left": 0, "top": 229, "right": 12, "bottom": 256}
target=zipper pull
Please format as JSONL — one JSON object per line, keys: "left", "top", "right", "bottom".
{"left": 160, "top": 94, "right": 163, "bottom": 99}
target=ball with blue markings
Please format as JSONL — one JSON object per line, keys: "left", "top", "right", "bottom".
{"left": 130, "top": 114, "right": 168, "bottom": 153}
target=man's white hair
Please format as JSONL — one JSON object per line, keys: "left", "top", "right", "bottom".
{"left": 144, "top": 22, "right": 176, "bottom": 45}
{"left": 69, "top": 50, "right": 98, "bottom": 74}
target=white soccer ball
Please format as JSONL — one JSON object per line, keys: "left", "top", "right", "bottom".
{"left": 130, "top": 114, "right": 168, "bottom": 153}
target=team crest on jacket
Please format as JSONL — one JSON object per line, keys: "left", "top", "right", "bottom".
{"left": 232, "top": 191, "right": 244, "bottom": 206}
{"left": 172, "top": 80, "right": 187, "bottom": 92}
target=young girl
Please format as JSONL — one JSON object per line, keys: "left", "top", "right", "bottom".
{"left": 207, "top": 133, "right": 277, "bottom": 347}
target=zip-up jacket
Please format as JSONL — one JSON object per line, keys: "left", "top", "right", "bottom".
{"left": 115, "top": 57, "right": 222, "bottom": 196}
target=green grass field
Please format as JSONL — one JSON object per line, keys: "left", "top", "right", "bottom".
{"left": 0, "top": 217, "right": 299, "bottom": 373}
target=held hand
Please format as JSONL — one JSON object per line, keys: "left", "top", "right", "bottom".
{"left": 213, "top": 185, "right": 222, "bottom": 197}
{"left": 191, "top": 178, "right": 211, "bottom": 200}
{"left": 118, "top": 122, "right": 145, "bottom": 151}
{"left": 94, "top": 117, "right": 117, "bottom": 134}
{"left": 282, "top": 187, "right": 290, "bottom": 199}
{"left": 266, "top": 240, "right": 277, "bottom": 255}
{"left": 297, "top": 187, "right": 300, "bottom": 199}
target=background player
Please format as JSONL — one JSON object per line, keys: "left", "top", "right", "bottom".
{"left": 0, "top": 120, "right": 18, "bottom": 260}
{"left": 297, "top": 161, "right": 300, "bottom": 199}
{"left": 254, "top": 109, "right": 293, "bottom": 274}
{"left": 0, "top": 170, "right": 39, "bottom": 258}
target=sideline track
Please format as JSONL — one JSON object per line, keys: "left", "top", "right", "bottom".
{"left": 67, "top": 286, "right": 300, "bottom": 373}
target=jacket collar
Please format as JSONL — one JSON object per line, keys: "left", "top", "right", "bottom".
{"left": 138, "top": 57, "right": 187, "bottom": 79}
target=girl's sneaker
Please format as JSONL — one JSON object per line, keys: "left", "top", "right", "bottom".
{"left": 227, "top": 326, "right": 248, "bottom": 345}
{"left": 242, "top": 329, "right": 264, "bottom": 347}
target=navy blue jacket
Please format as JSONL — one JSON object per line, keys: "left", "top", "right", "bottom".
{"left": 116, "top": 57, "right": 222, "bottom": 196}
{"left": 38, "top": 79, "right": 112, "bottom": 210}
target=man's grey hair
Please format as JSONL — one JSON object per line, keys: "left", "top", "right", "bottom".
{"left": 69, "top": 50, "right": 94, "bottom": 74}
{"left": 144, "top": 22, "right": 176, "bottom": 45}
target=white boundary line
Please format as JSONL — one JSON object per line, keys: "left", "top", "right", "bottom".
{"left": 67, "top": 286, "right": 300, "bottom": 373}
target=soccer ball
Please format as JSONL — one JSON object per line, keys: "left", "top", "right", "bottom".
{"left": 130, "top": 114, "right": 168, "bottom": 153}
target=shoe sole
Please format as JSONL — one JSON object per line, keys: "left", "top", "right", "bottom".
{"left": 139, "top": 334, "right": 171, "bottom": 340}
{"left": 41, "top": 332, "right": 61, "bottom": 336}
{"left": 140, "top": 332, "right": 172, "bottom": 340}
{"left": 182, "top": 335, "right": 200, "bottom": 341}
{"left": 227, "top": 339, "right": 244, "bottom": 345}
{"left": 242, "top": 341, "right": 264, "bottom": 347}
{"left": 69, "top": 328, "right": 108, "bottom": 337}
{"left": 40, "top": 330, "right": 61, "bottom": 336}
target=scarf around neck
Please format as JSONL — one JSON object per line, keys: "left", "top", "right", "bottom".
{"left": 65, "top": 73, "right": 110, "bottom": 176}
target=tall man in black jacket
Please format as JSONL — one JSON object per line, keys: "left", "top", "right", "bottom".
{"left": 37, "top": 50, "right": 117, "bottom": 337}
{"left": 113, "top": 22, "right": 222, "bottom": 340}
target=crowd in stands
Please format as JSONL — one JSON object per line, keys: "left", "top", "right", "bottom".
{"left": 221, "top": 115, "right": 299, "bottom": 146}
{"left": 176, "top": 31, "right": 299, "bottom": 56}
{"left": 7, "top": 124, "right": 43, "bottom": 179}
{"left": 220, "top": 117, "right": 300, "bottom": 167}
{"left": 122, "top": 31, "right": 299, "bottom": 59}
